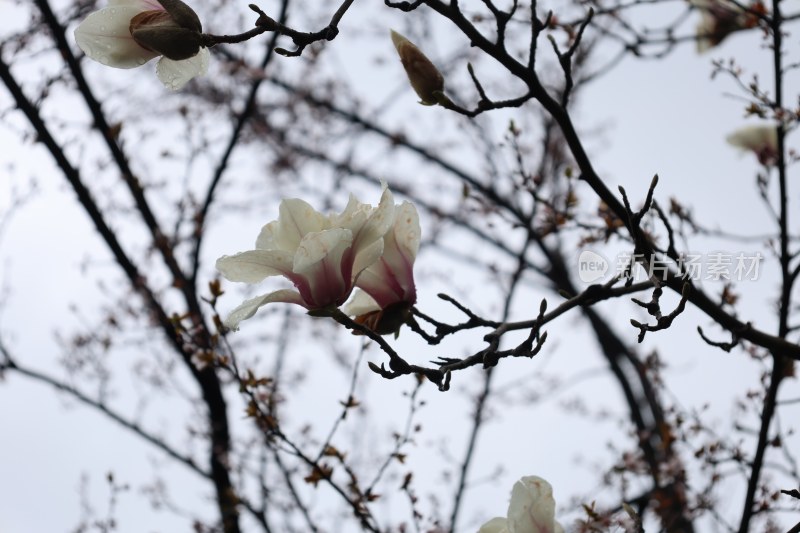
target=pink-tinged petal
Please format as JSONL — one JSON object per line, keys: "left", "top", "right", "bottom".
{"left": 343, "top": 290, "right": 380, "bottom": 317}
{"left": 155, "top": 47, "right": 209, "bottom": 90}
{"left": 293, "top": 228, "right": 352, "bottom": 273}
{"left": 223, "top": 289, "right": 307, "bottom": 330}
{"left": 354, "top": 263, "right": 404, "bottom": 308}
{"left": 354, "top": 201, "right": 418, "bottom": 306}
{"left": 478, "top": 517, "right": 509, "bottom": 533}
{"left": 273, "top": 198, "right": 328, "bottom": 250}
{"left": 507, "top": 476, "right": 559, "bottom": 533}
{"left": 293, "top": 228, "right": 354, "bottom": 307}
{"left": 74, "top": 6, "right": 159, "bottom": 68}
{"left": 215, "top": 250, "right": 294, "bottom": 283}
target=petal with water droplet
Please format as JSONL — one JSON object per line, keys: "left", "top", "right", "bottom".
{"left": 74, "top": 6, "right": 158, "bottom": 68}
{"left": 155, "top": 47, "right": 209, "bottom": 90}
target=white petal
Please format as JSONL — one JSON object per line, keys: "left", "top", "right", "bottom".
{"left": 223, "top": 289, "right": 306, "bottom": 330}
{"left": 293, "top": 228, "right": 352, "bottom": 274}
{"left": 156, "top": 47, "right": 209, "bottom": 90}
{"left": 352, "top": 238, "right": 384, "bottom": 279}
{"left": 215, "top": 250, "right": 293, "bottom": 283}
{"left": 331, "top": 194, "right": 370, "bottom": 233}
{"left": 695, "top": 13, "right": 715, "bottom": 53}
{"left": 343, "top": 290, "right": 380, "bottom": 317}
{"left": 390, "top": 201, "right": 421, "bottom": 263}
{"left": 255, "top": 220, "right": 280, "bottom": 250}
{"left": 74, "top": 6, "right": 158, "bottom": 68}
{"left": 477, "top": 517, "right": 509, "bottom": 533}
{"left": 507, "top": 476, "right": 558, "bottom": 533}
{"left": 726, "top": 126, "right": 777, "bottom": 152}
{"left": 356, "top": 185, "right": 395, "bottom": 247}
{"left": 274, "top": 198, "right": 328, "bottom": 251}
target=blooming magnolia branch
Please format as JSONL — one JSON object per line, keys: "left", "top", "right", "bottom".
{"left": 73, "top": 0, "right": 356, "bottom": 90}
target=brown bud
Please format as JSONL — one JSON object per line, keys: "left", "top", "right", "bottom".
{"left": 158, "top": 0, "right": 202, "bottom": 32}
{"left": 130, "top": 4, "right": 203, "bottom": 61}
{"left": 390, "top": 30, "right": 445, "bottom": 106}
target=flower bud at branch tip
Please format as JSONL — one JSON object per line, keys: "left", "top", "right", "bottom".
{"left": 130, "top": 10, "right": 203, "bottom": 60}
{"left": 74, "top": 0, "right": 210, "bottom": 90}
{"left": 390, "top": 29, "right": 446, "bottom": 106}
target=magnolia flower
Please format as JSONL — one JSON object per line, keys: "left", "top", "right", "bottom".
{"left": 74, "top": 0, "right": 209, "bottom": 90}
{"left": 726, "top": 125, "right": 779, "bottom": 166}
{"left": 344, "top": 201, "right": 420, "bottom": 335}
{"left": 478, "top": 476, "right": 565, "bottom": 533}
{"left": 690, "top": 0, "right": 751, "bottom": 53}
{"left": 390, "top": 30, "right": 446, "bottom": 106}
{"left": 216, "top": 187, "right": 396, "bottom": 330}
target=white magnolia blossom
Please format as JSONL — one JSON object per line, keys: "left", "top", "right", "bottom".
{"left": 216, "top": 187, "right": 396, "bottom": 330}
{"left": 343, "top": 200, "right": 420, "bottom": 335}
{"left": 690, "top": 0, "right": 750, "bottom": 53}
{"left": 74, "top": 0, "right": 209, "bottom": 90}
{"left": 478, "top": 476, "right": 565, "bottom": 533}
{"left": 345, "top": 201, "right": 419, "bottom": 312}
{"left": 726, "top": 125, "right": 779, "bottom": 166}
{"left": 390, "top": 29, "right": 445, "bottom": 106}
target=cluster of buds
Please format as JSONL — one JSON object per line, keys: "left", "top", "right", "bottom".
{"left": 216, "top": 185, "right": 420, "bottom": 336}
{"left": 74, "top": 0, "right": 209, "bottom": 90}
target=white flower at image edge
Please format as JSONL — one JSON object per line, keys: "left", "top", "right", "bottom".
{"left": 215, "top": 187, "right": 396, "bottom": 330}
{"left": 74, "top": 0, "right": 209, "bottom": 90}
{"left": 478, "top": 476, "right": 565, "bottom": 533}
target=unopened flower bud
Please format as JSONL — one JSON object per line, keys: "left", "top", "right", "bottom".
{"left": 130, "top": 3, "right": 202, "bottom": 61}
{"left": 390, "top": 30, "right": 445, "bottom": 106}
{"left": 74, "top": 0, "right": 209, "bottom": 90}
